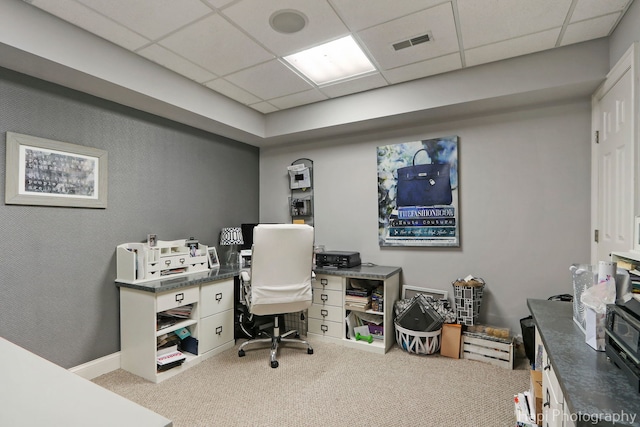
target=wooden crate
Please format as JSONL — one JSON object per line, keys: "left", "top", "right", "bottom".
{"left": 462, "top": 332, "right": 514, "bottom": 369}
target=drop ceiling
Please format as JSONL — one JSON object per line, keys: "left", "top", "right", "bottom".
{"left": 21, "top": 0, "right": 633, "bottom": 115}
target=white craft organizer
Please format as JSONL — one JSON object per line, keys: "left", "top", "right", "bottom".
{"left": 116, "top": 239, "right": 209, "bottom": 284}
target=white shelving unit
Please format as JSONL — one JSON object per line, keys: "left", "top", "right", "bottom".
{"left": 118, "top": 276, "right": 235, "bottom": 383}
{"left": 308, "top": 267, "right": 400, "bottom": 354}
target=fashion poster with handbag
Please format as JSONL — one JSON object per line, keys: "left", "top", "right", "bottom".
{"left": 377, "top": 136, "right": 459, "bottom": 247}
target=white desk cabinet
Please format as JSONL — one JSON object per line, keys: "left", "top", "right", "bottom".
{"left": 118, "top": 270, "right": 236, "bottom": 383}
{"left": 308, "top": 265, "right": 401, "bottom": 354}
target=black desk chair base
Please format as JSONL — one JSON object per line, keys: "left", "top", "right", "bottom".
{"left": 238, "top": 317, "right": 313, "bottom": 368}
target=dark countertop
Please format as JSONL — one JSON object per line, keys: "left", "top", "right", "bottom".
{"left": 528, "top": 299, "right": 640, "bottom": 427}
{"left": 116, "top": 266, "right": 239, "bottom": 293}
{"left": 116, "top": 264, "right": 402, "bottom": 293}
{"left": 314, "top": 264, "right": 401, "bottom": 280}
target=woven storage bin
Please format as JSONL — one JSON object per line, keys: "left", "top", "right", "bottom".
{"left": 395, "top": 322, "right": 441, "bottom": 355}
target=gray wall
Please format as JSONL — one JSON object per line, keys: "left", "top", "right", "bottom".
{"left": 0, "top": 67, "right": 259, "bottom": 368}
{"left": 260, "top": 100, "right": 592, "bottom": 335}
{"left": 609, "top": 0, "right": 640, "bottom": 68}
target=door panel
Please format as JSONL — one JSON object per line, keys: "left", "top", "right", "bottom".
{"left": 596, "top": 67, "right": 633, "bottom": 262}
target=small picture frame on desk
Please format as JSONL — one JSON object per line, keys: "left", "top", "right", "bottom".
{"left": 147, "top": 234, "right": 157, "bottom": 247}
{"left": 207, "top": 247, "right": 220, "bottom": 269}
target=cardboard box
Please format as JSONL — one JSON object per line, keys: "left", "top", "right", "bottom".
{"left": 440, "top": 323, "right": 462, "bottom": 358}
{"left": 530, "top": 370, "right": 542, "bottom": 426}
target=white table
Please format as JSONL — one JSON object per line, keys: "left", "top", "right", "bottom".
{"left": 0, "top": 337, "right": 172, "bottom": 427}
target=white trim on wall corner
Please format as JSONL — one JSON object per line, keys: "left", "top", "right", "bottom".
{"left": 69, "top": 352, "right": 120, "bottom": 380}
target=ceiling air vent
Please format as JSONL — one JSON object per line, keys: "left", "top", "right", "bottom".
{"left": 392, "top": 32, "right": 433, "bottom": 51}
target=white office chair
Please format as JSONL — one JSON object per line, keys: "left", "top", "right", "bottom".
{"left": 237, "top": 223, "right": 314, "bottom": 368}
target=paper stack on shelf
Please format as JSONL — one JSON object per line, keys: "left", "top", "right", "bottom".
{"left": 156, "top": 345, "right": 186, "bottom": 372}
{"left": 345, "top": 288, "right": 371, "bottom": 312}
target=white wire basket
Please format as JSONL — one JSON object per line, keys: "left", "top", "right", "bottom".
{"left": 395, "top": 323, "right": 441, "bottom": 355}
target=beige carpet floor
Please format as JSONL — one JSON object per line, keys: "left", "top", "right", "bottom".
{"left": 93, "top": 338, "right": 530, "bottom": 427}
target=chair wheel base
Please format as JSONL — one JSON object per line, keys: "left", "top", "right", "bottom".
{"left": 308, "top": 348, "right": 313, "bottom": 355}
{"left": 238, "top": 349, "right": 245, "bottom": 357}
{"left": 271, "top": 360, "right": 279, "bottom": 368}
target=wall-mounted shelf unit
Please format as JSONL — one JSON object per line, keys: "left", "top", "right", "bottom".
{"left": 289, "top": 158, "right": 313, "bottom": 226}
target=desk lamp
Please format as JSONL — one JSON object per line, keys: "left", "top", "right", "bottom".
{"left": 220, "top": 227, "right": 244, "bottom": 267}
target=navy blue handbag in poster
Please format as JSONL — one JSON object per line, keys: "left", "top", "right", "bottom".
{"left": 396, "top": 150, "right": 452, "bottom": 207}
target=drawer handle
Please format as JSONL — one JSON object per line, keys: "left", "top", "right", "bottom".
{"left": 544, "top": 364, "right": 551, "bottom": 371}
{"left": 321, "top": 324, "right": 328, "bottom": 333}
{"left": 321, "top": 278, "right": 328, "bottom": 287}
{"left": 165, "top": 260, "right": 171, "bottom": 266}
{"left": 321, "top": 309, "right": 328, "bottom": 317}
{"left": 543, "top": 401, "right": 550, "bottom": 408}
{"left": 216, "top": 326, "right": 223, "bottom": 335}
{"left": 321, "top": 294, "right": 328, "bottom": 303}
{"left": 179, "top": 258, "right": 185, "bottom": 264}
{"left": 175, "top": 292, "right": 184, "bottom": 303}
{"left": 215, "top": 292, "right": 223, "bottom": 303}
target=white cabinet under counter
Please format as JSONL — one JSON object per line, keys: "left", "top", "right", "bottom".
{"left": 309, "top": 265, "right": 401, "bottom": 354}
{"left": 117, "top": 268, "right": 237, "bottom": 383}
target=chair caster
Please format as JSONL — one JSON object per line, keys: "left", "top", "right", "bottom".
{"left": 238, "top": 349, "right": 245, "bottom": 357}
{"left": 308, "top": 348, "right": 313, "bottom": 355}
{"left": 271, "top": 360, "right": 279, "bottom": 368}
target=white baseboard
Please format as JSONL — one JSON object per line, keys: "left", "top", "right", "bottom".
{"left": 69, "top": 352, "right": 121, "bottom": 380}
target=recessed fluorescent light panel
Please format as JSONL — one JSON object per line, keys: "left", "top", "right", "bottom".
{"left": 283, "top": 35, "right": 376, "bottom": 86}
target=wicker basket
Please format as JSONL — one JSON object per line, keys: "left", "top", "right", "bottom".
{"left": 395, "top": 322, "right": 441, "bottom": 355}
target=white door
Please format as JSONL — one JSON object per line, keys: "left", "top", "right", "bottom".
{"left": 593, "top": 45, "right": 636, "bottom": 263}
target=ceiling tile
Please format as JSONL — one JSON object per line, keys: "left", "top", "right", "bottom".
{"left": 137, "top": 44, "right": 217, "bottom": 83}
{"left": 561, "top": 13, "right": 621, "bottom": 46}
{"left": 159, "top": 14, "right": 274, "bottom": 76}
{"left": 205, "top": 78, "right": 262, "bottom": 105}
{"left": 75, "top": 0, "right": 213, "bottom": 40}
{"left": 382, "top": 53, "right": 462, "bottom": 84}
{"left": 465, "top": 28, "right": 560, "bottom": 67}
{"left": 268, "top": 89, "right": 328, "bottom": 110}
{"left": 329, "top": 0, "right": 443, "bottom": 31}
{"left": 357, "top": 3, "right": 459, "bottom": 71}
{"left": 29, "top": 0, "right": 150, "bottom": 50}
{"left": 570, "top": 0, "right": 631, "bottom": 22}
{"left": 221, "top": 0, "right": 349, "bottom": 56}
{"left": 249, "top": 101, "right": 279, "bottom": 114}
{"left": 458, "top": 0, "right": 572, "bottom": 49}
{"left": 320, "top": 73, "right": 388, "bottom": 99}
{"left": 225, "top": 60, "right": 313, "bottom": 100}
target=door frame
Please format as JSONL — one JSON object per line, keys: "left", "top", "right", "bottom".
{"left": 591, "top": 42, "right": 639, "bottom": 263}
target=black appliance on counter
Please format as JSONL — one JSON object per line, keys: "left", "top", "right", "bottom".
{"left": 605, "top": 297, "right": 640, "bottom": 392}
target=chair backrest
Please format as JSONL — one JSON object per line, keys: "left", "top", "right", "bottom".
{"left": 248, "top": 224, "right": 314, "bottom": 316}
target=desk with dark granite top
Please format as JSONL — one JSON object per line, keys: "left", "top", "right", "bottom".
{"left": 528, "top": 299, "right": 640, "bottom": 427}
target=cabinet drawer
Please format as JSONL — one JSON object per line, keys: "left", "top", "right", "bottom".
{"left": 157, "top": 286, "right": 199, "bottom": 313}
{"left": 187, "top": 255, "right": 208, "bottom": 268}
{"left": 314, "top": 275, "right": 343, "bottom": 291}
{"left": 308, "top": 304, "right": 343, "bottom": 323}
{"left": 159, "top": 255, "right": 190, "bottom": 270}
{"left": 200, "top": 279, "right": 234, "bottom": 318}
{"left": 308, "top": 318, "right": 343, "bottom": 339}
{"left": 312, "top": 288, "right": 342, "bottom": 307}
{"left": 199, "top": 310, "right": 234, "bottom": 354}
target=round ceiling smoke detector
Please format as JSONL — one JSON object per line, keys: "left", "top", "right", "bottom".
{"left": 270, "top": 10, "right": 307, "bottom": 34}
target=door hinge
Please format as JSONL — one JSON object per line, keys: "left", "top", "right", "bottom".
{"left": 595, "top": 130, "right": 599, "bottom": 144}
{"left": 594, "top": 229, "right": 599, "bottom": 243}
